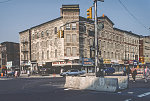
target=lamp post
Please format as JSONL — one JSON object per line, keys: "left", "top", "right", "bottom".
{"left": 94, "top": 0, "right": 104, "bottom": 76}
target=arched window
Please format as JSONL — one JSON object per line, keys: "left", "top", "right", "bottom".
{"left": 46, "top": 30, "right": 49, "bottom": 36}
{"left": 55, "top": 49, "right": 57, "bottom": 58}
{"left": 41, "top": 31, "right": 44, "bottom": 37}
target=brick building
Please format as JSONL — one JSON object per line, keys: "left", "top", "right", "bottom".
{"left": 0, "top": 42, "right": 20, "bottom": 73}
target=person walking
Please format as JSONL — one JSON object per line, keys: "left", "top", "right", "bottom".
{"left": 143, "top": 66, "right": 150, "bottom": 83}
{"left": 131, "top": 67, "right": 137, "bottom": 82}
{"left": 27, "top": 70, "right": 30, "bottom": 77}
{"left": 15, "top": 71, "right": 18, "bottom": 78}
{"left": 123, "top": 66, "right": 127, "bottom": 76}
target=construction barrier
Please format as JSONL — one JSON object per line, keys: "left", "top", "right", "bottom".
{"left": 105, "top": 76, "right": 128, "bottom": 90}
{"left": 65, "top": 76, "right": 119, "bottom": 92}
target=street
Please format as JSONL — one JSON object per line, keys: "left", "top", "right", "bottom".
{"left": 0, "top": 76, "right": 150, "bottom": 101}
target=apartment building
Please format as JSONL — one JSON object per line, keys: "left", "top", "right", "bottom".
{"left": 19, "top": 4, "right": 141, "bottom": 73}
{"left": 0, "top": 42, "right": 20, "bottom": 73}
{"left": 98, "top": 16, "right": 139, "bottom": 67}
{"left": 139, "top": 36, "right": 150, "bottom": 65}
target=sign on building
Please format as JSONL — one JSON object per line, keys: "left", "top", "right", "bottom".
{"left": 82, "top": 58, "right": 94, "bottom": 66}
{"left": 6, "top": 61, "right": 12, "bottom": 68}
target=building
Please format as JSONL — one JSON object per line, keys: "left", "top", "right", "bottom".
{"left": 19, "top": 4, "right": 143, "bottom": 74}
{"left": 139, "top": 36, "right": 150, "bottom": 65}
{"left": 97, "top": 16, "right": 139, "bottom": 70}
{"left": 0, "top": 42, "right": 20, "bottom": 73}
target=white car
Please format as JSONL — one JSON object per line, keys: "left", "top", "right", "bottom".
{"left": 60, "top": 69, "right": 85, "bottom": 77}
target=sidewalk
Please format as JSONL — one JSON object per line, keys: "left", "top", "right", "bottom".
{"left": 19, "top": 74, "right": 62, "bottom": 78}
{"left": 0, "top": 76, "right": 13, "bottom": 80}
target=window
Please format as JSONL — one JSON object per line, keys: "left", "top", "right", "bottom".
{"left": 32, "top": 34, "right": 34, "bottom": 40}
{"left": 47, "top": 50, "right": 49, "bottom": 59}
{"left": 116, "top": 36, "right": 119, "bottom": 41}
{"left": 111, "top": 52, "right": 113, "bottom": 58}
{"left": 37, "top": 32, "right": 39, "bottom": 38}
{"left": 84, "top": 49, "right": 87, "bottom": 57}
{"left": 66, "top": 24, "right": 70, "bottom": 30}
{"left": 54, "top": 27, "right": 57, "bottom": 34}
{"left": 103, "top": 51, "right": 106, "bottom": 58}
{"left": 46, "top": 30, "right": 49, "bottom": 36}
{"left": 66, "top": 47, "right": 71, "bottom": 56}
{"left": 72, "top": 23, "right": 76, "bottom": 30}
{"left": 55, "top": 49, "right": 57, "bottom": 58}
{"left": 50, "top": 50, "right": 53, "bottom": 58}
{"left": 66, "top": 34, "right": 71, "bottom": 42}
{"left": 90, "top": 38, "right": 93, "bottom": 46}
{"left": 79, "top": 25, "right": 86, "bottom": 32}
{"left": 72, "top": 34, "right": 76, "bottom": 43}
{"left": 72, "top": 47, "right": 77, "bottom": 56}
{"left": 41, "top": 31, "right": 44, "bottom": 37}
{"left": 42, "top": 51, "right": 44, "bottom": 59}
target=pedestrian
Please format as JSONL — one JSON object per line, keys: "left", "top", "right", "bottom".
{"left": 17, "top": 71, "right": 20, "bottom": 77}
{"left": 143, "top": 66, "right": 150, "bottom": 83}
{"left": 27, "top": 70, "right": 30, "bottom": 77}
{"left": 126, "top": 66, "right": 131, "bottom": 75}
{"left": 131, "top": 67, "right": 137, "bottom": 82}
{"left": 15, "top": 71, "right": 18, "bottom": 78}
{"left": 123, "top": 66, "right": 126, "bottom": 76}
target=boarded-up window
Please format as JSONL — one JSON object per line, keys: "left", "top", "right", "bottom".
{"left": 72, "top": 34, "right": 76, "bottom": 43}
{"left": 66, "top": 47, "right": 71, "bottom": 56}
{"left": 72, "top": 47, "right": 77, "bottom": 56}
{"left": 66, "top": 34, "right": 71, "bottom": 42}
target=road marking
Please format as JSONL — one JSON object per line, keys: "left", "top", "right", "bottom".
{"left": 124, "top": 99, "right": 132, "bottom": 101}
{"left": 128, "top": 92, "right": 134, "bottom": 94}
{"left": 64, "top": 88, "right": 69, "bottom": 90}
{"left": 117, "top": 92, "right": 122, "bottom": 94}
{"left": 137, "top": 92, "right": 150, "bottom": 98}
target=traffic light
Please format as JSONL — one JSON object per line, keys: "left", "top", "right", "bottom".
{"left": 87, "top": 7, "right": 92, "bottom": 19}
{"left": 139, "top": 57, "right": 144, "bottom": 62}
{"left": 61, "top": 30, "right": 64, "bottom": 38}
{"left": 57, "top": 30, "right": 64, "bottom": 38}
{"left": 57, "top": 30, "right": 60, "bottom": 38}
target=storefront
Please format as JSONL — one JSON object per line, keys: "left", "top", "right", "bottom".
{"left": 52, "top": 60, "right": 82, "bottom": 74}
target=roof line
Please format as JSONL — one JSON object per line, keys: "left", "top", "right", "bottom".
{"left": 19, "top": 16, "right": 63, "bottom": 34}
{"left": 114, "top": 28, "right": 140, "bottom": 37}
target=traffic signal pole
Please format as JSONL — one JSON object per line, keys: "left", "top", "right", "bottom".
{"left": 94, "top": 0, "right": 98, "bottom": 76}
{"left": 94, "top": 0, "right": 104, "bottom": 76}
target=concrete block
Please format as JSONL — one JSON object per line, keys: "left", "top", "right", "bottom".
{"left": 105, "top": 76, "right": 128, "bottom": 90}
{"left": 65, "top": 76, "right": 118, "bottom": 92}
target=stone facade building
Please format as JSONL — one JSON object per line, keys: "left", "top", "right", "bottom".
{"left": 139, "top": 36, "right": 150, "bottom": 64}
{"left": 19, "top": 4, "right": 142, "bottom": 74}
{"left": 97, "top": 16, "right": 139, "bottom": 67}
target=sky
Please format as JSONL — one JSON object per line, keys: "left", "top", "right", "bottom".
{"left": 0, "top": 0, "right": 150, "bottom": 43}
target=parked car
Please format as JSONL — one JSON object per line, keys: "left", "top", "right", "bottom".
{"left": 60, "top": 69, "right": 85, "bottom": 77}
{"left": 40, "top": 68, "right": 49, "bottom": 76}
{"left": 7, "top": 71, "right": 15, "bottom": 77}
{"left": 103, "top": 67, "right": 115, "bottom": 75}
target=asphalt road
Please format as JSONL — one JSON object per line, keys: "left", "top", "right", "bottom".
{"left": 0, "top": 77, "right": 150, "bottom": 101}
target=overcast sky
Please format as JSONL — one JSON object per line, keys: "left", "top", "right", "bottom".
{"left": 0, "top": 0, "right": 150, "bottom": 43}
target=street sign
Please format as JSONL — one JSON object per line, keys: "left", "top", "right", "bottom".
{"left": 82, "top": 58, "right": 94, "bottom": 66}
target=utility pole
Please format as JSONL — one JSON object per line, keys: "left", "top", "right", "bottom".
{"left": 94, "top": 0, "right": 98, "bottom": 76}
{"left": 94, "top": 0, "right": 104, "bottom": 76}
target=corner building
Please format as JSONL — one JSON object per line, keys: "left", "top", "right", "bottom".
{"left": 19, "top": 5, "right": 140, "bottom": 74}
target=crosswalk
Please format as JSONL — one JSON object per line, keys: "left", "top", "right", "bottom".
{"left": 0, "top": 78, "right": 13, "bottom": 80}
